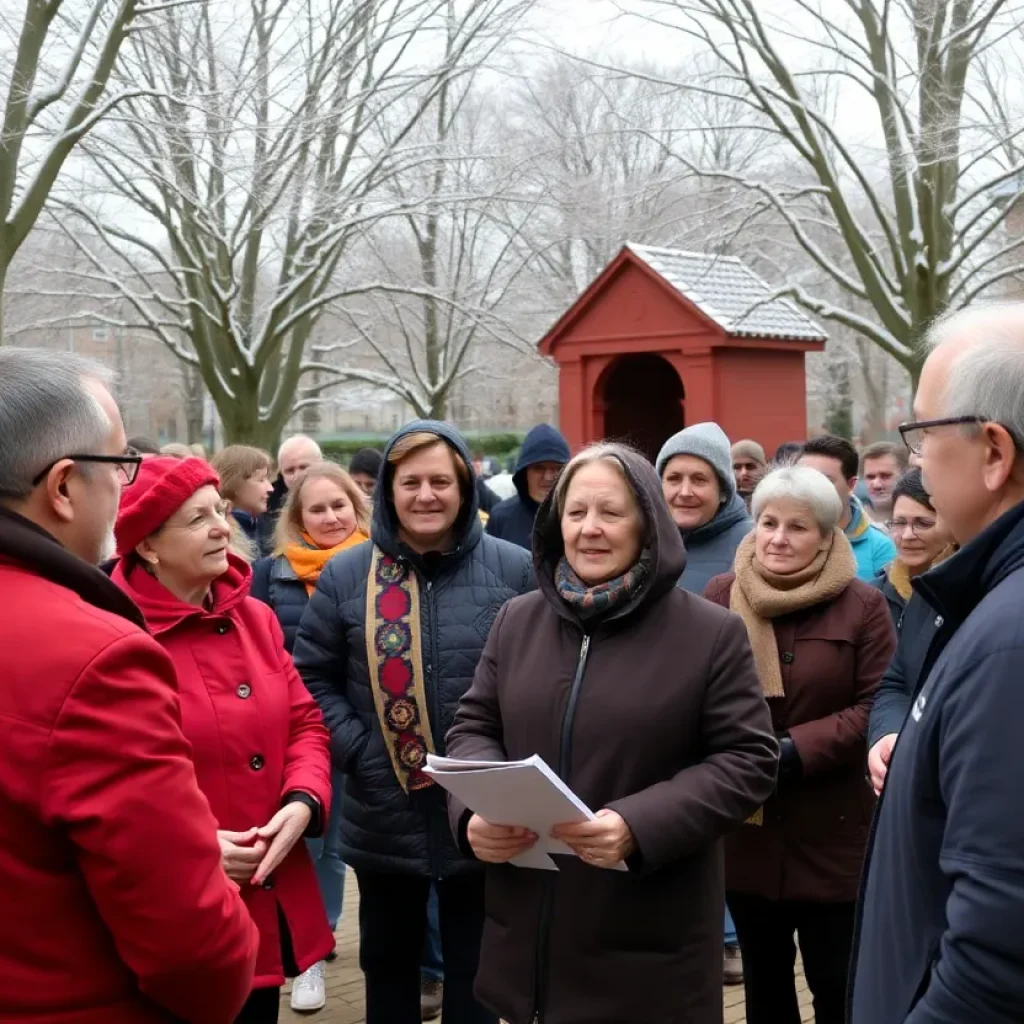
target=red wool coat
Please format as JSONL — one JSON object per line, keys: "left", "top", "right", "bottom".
{"left": 0, "top": 509, "right": 258, "bottom": 1024}
{"left": 113, "top": 555, "right": 334, "bottom": 988}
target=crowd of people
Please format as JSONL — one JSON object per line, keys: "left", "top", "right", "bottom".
{"left": 2, "top": 300, "right": 1024, "bottom": 1024}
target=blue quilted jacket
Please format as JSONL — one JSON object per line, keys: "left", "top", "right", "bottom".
{"left": 292, "top": 420, "right": 533, "bottom": 878}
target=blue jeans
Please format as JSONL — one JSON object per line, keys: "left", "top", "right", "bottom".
{"left": 421, "top": 883, "right": 444, "bottom": 982}
{"left": 725, "top": 904, "right": 738, "bottom": 946}
{"left": 305, "top": 769, "right": 346, "bottom": 930}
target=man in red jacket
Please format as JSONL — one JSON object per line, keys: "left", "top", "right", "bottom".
{"left": 0, "top": 348, "right": 258, "bottom": 1024}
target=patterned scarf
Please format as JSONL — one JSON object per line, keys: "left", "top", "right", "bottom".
{"left": 555, "top": 554, "right": 651, "bottom": 622}
{"left": 730, "top": 528, "right": 857, "bottom": 699}
{"left": 364, "top": 547, "right": 436, "bottom": 792}
{"left": 284, "top": 530, "right": 369, "bottom": 595}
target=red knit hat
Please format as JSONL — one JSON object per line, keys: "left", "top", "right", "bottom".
{"left": 115, "top": 457, "right": 221, "bottom": 557}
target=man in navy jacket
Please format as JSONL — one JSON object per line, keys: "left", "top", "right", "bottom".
{"left": 851, "top": 304, "right": 1024, "bottom": 1024}
{"left": 485, "top": 424, "right": 569, "bottom": 550}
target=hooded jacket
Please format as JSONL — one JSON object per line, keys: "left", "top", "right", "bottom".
{"left": 851, "top": 502, "right": 1024, "bottom": 1024}
{"left": 677, "top": 494, "right": 753, "bottom": 594}
{"left": 486, "top": 424, "right": 570, "bottom": 550}
{"left": 292, "top": 420, "right": 533, "bottom": 877}
{"left": 112, "top": 554, "right": 333, "bottom": 989}
{"left": 445, "top": 448, "right": 777, "bottom": 1024}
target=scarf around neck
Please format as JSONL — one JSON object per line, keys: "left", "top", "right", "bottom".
{"left": 886, "top": 542, "right": 959, "bottom": 602}
{"left": 284, "top": 529, "right": 369, "bottom": 594}
{"left": 555, "top": 554, "right": 651, "bottom": 622}
{"left": 730, "top": 528, "right": 857, "bottom": 698}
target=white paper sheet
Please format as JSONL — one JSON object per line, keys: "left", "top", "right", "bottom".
{"left": 424, "top": 753, "right": 627, "bottom": 872}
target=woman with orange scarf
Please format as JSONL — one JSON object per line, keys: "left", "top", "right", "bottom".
{"left": 252, "top": 460, "right": 370, "bottom": 1013}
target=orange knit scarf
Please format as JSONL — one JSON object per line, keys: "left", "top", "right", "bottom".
{"left": 284, "top": 530, "right": 369, "bottom": 594}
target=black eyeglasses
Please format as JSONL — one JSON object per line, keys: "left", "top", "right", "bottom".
{"left": 31, "top": 448, "right": 144, "bottom": 487}
{"left": 898, "top": 416, "right": 986, "bottom": 456}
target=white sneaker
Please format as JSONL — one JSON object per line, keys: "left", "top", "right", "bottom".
{"left": 291, "top": 961, "right": 327, "bottom": 1013}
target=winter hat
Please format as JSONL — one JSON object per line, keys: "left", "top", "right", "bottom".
{"left": 731, "top": 439, "right": 767, "bottom": 468}
{"left": 349, "top": 447, "right": 384, "bottom": 479}
{"left": 656, "top": 422, "right": 736, "bottom": 503}
{"left": 115, "top": 457, "right": 220, "bottom": 557}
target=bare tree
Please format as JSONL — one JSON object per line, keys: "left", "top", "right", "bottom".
{"left": 0, "top": 0, "right": 187, "bottom": 337}
{"left": 316, "top": 73, "right": 545, "bottom": 421}
{"left": 52, "top": 0, "right": 534, "bottom": 447}
{"left": 619, "top": 0, "right": 1024, "bottom": 385}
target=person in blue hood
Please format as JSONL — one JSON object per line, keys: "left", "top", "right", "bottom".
{"left": 485, "top": 424, "right": 570, "bottom": 550}
{"left": 799, "top": 435, "right": 896, "bottom": 582}
{"left": 656, "top": 420, "right": 753, "bottom": 986}
{"left": 293, "top": 420, "right": 532, "bottom": 1024}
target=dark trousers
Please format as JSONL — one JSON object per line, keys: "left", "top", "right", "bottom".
{"left": 233, "top": 987, "right": 280, "bottom": 1024}
{"left": 727, "top": 892, "right": 855, "bottom": 1024}
{"left": 356, "top": 869, "right": 496, "bottom": 1024}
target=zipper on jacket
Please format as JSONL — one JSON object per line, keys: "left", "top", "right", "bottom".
{"left": 531, "top": 632, "right": 592, "bottom": 1023}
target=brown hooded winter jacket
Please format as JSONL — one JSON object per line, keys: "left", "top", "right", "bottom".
{"left": 446, "top": 446, "right": 779, "bottom": 1024}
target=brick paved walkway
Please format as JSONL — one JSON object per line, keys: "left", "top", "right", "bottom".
{"left": 279, "top": 875, "right": 813, "bottom": 1023}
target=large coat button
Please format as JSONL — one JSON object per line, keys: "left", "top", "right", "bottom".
{"left": 781, "top": 651, "right": 795, "bottom": 664}
{"left": 250, "top": 754, "right": 265, "bottom": 771}
{"left": 237, "top": 683, "right": 252, "bottom": 699}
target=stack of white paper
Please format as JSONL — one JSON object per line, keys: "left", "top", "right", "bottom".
{"left": 424, "top": 753, "right": 626, "bottom": 872}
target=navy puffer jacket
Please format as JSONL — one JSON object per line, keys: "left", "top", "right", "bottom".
{"left": 250, "top": 556, "right": 308, "bottom": 654}
{"left": 292, "top": 420, "right": 533, "bottom": 878}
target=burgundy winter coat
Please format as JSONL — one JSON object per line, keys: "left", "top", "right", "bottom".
{"left": 704, "top": 572, "right": 895, "bottom": 902}
{"left": 113, "top": 555, "right": 333, "bottom": 988}
{"left": 0, "top": 507, "right": 258, "bottom": 1024}
{"left": 445, "top": 447, "right": 778, "bottom": 1024}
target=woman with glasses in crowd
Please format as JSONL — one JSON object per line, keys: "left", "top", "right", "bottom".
{"left": 867, "top": 467, "right": 956, "bottom": 794}
{"left": 111, "top": 456, "right": 333, "bottom": 1024}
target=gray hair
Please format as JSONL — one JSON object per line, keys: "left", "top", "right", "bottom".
{"left": 277, "top": 434, "right": 322, "bottom": 463}
{"left": 927, "top": 304, "right": 1024, "bottom": 449}
{"left": 553, "top": 441, "right": 637, "bottom": 515}
{"left": 751, "top": 466, "right": 843, "bottom": 534}
{"left": 0, "top": 348, "right": 114, "bottom": 500}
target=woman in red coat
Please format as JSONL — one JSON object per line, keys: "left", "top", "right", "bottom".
{"left": 111, "top": 456, "right": 333, "bottom": 1024}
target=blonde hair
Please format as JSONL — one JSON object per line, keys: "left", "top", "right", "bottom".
{"left": 387, "top": 431, "right": 470, "bottom": 486}
{"left": 210, "top": 445, "right": 272, "bottom": 504}
{"left": 160, "top": 442, "right": 194, "bottom": 459}
{"left": 274, "top": 462, "right": 370, "bottom": 553}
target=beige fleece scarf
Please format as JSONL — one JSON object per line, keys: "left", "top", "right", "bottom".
{"left": 730, "top": 528, "right": 857, "bottom": 699}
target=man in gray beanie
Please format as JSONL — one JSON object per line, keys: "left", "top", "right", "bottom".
{"left": 656, "top": 421, "right": 754, "bottom": 985}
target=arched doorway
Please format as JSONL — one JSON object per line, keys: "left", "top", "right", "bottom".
{"left": 599, "top": 353, "right": 684, "bottom": 463}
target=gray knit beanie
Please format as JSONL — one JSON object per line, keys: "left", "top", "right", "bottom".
{"left": 656, "top": 422, "right": 736, "bottom": 504}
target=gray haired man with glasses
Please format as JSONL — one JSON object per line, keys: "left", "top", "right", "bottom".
{"left": 0, "top": 347, "right": 258, "bottom": 1022}
{"left": 852, "top": 304, "right": 1024, "bottom": 1024}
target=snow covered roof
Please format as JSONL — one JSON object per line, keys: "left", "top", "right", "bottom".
{"left": 627, "top": 243, "right": 827, "bottom": 342}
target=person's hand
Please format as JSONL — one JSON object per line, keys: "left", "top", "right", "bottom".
{"left": 217, "top": 828, "right": 268, "bottom": 884}
{"left": 251, "top": 803, "right": 312, "bottom": 886}
{"left": 868, "top": 733, "right": 898, "bottom": 795}
{"left": 551, "top": 809, "right": 636, "bottom": 869}
{"left": 466, "top": 814, "right": 537, "bottom": 864}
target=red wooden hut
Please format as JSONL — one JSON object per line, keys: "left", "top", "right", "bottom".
{"left": 538, "top": 244, "right": 827, "bottom": 462}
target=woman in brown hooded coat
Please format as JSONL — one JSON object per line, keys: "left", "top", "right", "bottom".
{"left": 445, "top": 442, "right": 778, "bottom": 1024}
{"left": 704, "top": 466, "right": 895, "bottom": 1024}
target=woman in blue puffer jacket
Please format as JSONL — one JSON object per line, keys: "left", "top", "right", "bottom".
{"left": 293, "top": 420, "right": 532, "bottom": 1024}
